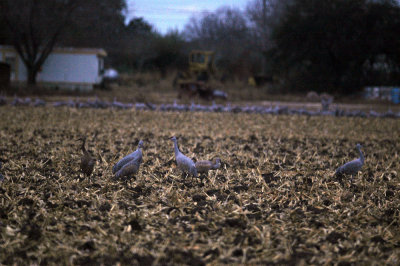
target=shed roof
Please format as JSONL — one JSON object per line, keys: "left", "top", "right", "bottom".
{"left": 0, "top": 45, "right": 107, "bottom": 57}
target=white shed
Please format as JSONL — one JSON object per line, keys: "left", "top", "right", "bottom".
{"left": 0, "top": 45, "right": 107, "bottom": 90}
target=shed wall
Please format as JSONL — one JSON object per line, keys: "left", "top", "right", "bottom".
{"left": 37, "top": 53, "right": 102, "bottom": 84}
{"left": 0, "top": 47, "right": 105, "bottom": 90}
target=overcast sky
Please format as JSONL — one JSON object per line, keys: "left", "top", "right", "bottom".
{"left": 127, "top": 0, "right": 249, "bottom": 34}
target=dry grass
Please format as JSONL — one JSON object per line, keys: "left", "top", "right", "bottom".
{"left": 0, "top": 106, "right": 399, "bottom": 265}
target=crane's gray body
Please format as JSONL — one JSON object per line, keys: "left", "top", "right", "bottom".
{"left": 113, "top": 140, "right": 143, "bottom": 174}
{"left": 196, "top": 158, "right": 221, "bottom": 173}
{"left": 336, "top": 144, "right": 364, "bottom": 177}
{"left": 171, "top": 136, "right": 198, "bottom": 177}
{"left": 115, "top": 159, "right": 141, "bottom": 178}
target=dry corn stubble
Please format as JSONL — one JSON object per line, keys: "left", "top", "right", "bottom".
{"left": 0, "top": 106, "right": 399, "bottom": 265}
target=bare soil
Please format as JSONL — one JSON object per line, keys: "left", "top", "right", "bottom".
{"left": 0, "top": 106, "right": 399, "bottom": 265}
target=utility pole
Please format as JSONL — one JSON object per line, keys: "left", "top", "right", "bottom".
{"left": 261, "top": 0, "right": 268, "bottom": 76}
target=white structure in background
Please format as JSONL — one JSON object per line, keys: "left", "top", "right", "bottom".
{"left": 364, "top": 86, "right": 399, "bottom": 103}
{"left": 0, "top": 45, "right": 106, "bottom": 91}
{"left": 103, "top": 68, "right": 119, "bottom": 80}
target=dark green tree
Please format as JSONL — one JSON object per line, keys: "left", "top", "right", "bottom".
{"left": 126, "top": 18, "right": 154, "bottom": 36}
{"left": 116, "top": 17, "right": 158, "bottom": 71}
{"left": 60, "top": 0, "right": 127, "bottom": 67}
{"left": 362, "top": 0, "right": 400, "bottom": 86}
{"left": 246, "top": 0, "right": 291, "bottom": 76}
{"left": 268, "top": 0, "right": 400, "bottom": 94}
{"left": 149, "top": 30, "right": 187, "bottom": 77}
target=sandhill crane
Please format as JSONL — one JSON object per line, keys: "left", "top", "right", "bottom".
{"left": 79, "top": 137, "right": 95, "bottom": 177}
{"left": 335, "top": 143, "right": 364, "bottom": 182}
{"left": 170, "top": 136, "right": 197, "bottom": 177}
{"left": 112, "top": 140, "right": 144, "bottom": 174}
{"left": 115, "top": 158, "right": 142, "bottom": 179}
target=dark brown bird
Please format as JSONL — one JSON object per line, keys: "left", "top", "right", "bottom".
{"left": 79, "top": 137, "right": 95, "bottom": 177}
{"left": 195, "top": 158, "right": 221, "bottom": 174}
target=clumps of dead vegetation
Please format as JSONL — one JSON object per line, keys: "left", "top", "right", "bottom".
{"left": 0, "top": 106, "right": 399, "bottom": 264}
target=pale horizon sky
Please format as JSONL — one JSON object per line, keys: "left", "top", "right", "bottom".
{"left": 127, "top": 0, "right": 249, "bottom": 34}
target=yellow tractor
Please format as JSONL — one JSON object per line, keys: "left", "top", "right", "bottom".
{"left": 173, "top": 50, "right": 227, "bottom": 100}
{"left": 187, "top": 50, "right": 216, "bottom": 81}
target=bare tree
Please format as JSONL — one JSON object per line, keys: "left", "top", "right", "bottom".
{"left": 184, "top": 7, "right": 253, "bottom": 77}
{"left": 246, "top": 0, "right": 291, "bottom": 74}
{"left": 0, "top": 0, "right": 80, "bottom": 85}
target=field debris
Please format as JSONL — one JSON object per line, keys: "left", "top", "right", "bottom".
{"left": 0, "top": 162, "right": 4, "bottom": 182}
{"left": 0, "top": 107, "right": 399, "bottom": 264}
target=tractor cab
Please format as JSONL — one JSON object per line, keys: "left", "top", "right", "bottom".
{"left": 188, "top": 50, "right": 216, "bottom": 81}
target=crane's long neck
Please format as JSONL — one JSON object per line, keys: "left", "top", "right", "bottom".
{"left": 212, "top": 160, "right": 220, "bottom": 169}
{"left": 136, "top": 147, "right": 142, "bottom": 157}
{"left": 81, "top": 139, "right": 87, "bottom": 153}
{"left": 173, "top": 140, "right": 180, "bottom": 157}
{"left": 358, "top": 147, "right": 364, "bottom": 164}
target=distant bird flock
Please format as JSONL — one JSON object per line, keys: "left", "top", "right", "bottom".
{"left": 0, "top": 95, "right": 399, "bottom": 118}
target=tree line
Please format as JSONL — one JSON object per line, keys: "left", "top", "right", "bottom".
{"left": 1, "top": 0, "right": 399, "bottom": 94}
